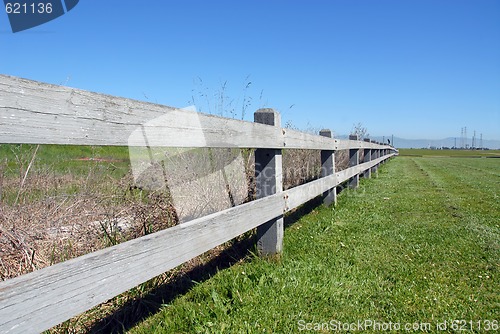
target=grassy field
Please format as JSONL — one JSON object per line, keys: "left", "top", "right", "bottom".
{"left": 398, "top": 148, "right": 500, "bottom": 158}
{"left": 0, "top": 144, "right": 129, "bottom": 177}
{"left": 129, "top": 155, "right": 499, "bottom": 333}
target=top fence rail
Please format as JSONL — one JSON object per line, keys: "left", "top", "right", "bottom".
{"left": 0, "top": 75, "right": 392, "bottom": 151}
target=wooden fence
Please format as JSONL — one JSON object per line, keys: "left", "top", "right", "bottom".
{"left": 0, "top": 74, "right": 397, "bottom": 333}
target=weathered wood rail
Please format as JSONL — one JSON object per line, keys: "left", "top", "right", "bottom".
{"left": 0, "top": 74, "right": 397, "bottom": 333}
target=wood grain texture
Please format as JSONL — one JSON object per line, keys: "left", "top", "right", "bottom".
{"left": 0, "top": 75, "right": 281, "bottom": 148}
{"left": 336, "top": 139, "right": 392, "bottom": 150}
{"left": 285, "top": 173, "right": 337, "bottom": 210}
{"left": 348, "top": 135, "right": 360, "bottom": 189}
{"left": 0, "top": 75, "right": 396, "bottom": 151}
{"left": 254, "top": 109, "right": 284, "bottom": 255}
{"left": 371, "top": 145, "right": 380, "bottom": 174}
{"left": 363, "top": 145, "right": 372, "bottom": 178}
{"left": 283, "top": 128, "right": 335, "bottom": 150}
{"left": 319, "top": 129, "right": 337, "bottom": 206}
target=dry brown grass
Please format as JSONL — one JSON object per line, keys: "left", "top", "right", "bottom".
{"left": 283, "top": 148, "right": 349, "bottom": 190}
{"left": 0, "top": 164, "right": 178, "bottom": 281}
{"left": 0, "top": 145, "right": 350, "bottom": 332}
{"left": 0, "top": 147, "right": 349, "bottom": 279}
{"left": 283, "top": 149, "right": 321, "bottom": 189}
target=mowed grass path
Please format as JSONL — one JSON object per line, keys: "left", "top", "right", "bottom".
{"left": 130, "top": 156, "right": 499, "bottom": 333}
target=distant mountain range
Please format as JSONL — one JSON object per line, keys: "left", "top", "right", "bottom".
{"left": 338, "top": 136, "right": 500, "bottom": 150}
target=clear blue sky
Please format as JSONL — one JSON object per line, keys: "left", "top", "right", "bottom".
{"left": 1, "top": 0, "right": 499, "bottom": 140}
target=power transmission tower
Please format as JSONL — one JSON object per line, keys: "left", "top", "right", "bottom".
{"left": 460, "top": 127, "right": 464, "bottom": 149}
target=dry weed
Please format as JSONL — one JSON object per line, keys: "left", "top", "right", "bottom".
{"left": 0, "top": 144, "right": 350, "bottom": 332}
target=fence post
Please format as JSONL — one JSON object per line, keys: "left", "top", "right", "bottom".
{"left": 319, "top": 129, "right": 336, "bottom": 206}
{"left": 254, "top": 108, "right": 283, "bottom": 256}
{"left": 377, "top": 142, "right": 382, "bottom": 166}
{"left": 371, "top": 140, "right": 378, "bottom": 175}
{"left": 363, "top": 138, "right": 371, "bottom": 178}
{"left": 376, "top": 144, "right": 381, "bottom": 169}
{"left": 349, "top": 135, "right": 359, "bottom": 188}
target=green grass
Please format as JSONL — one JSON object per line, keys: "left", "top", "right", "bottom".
{"left": 398, "top": 148, "right": 500, "bottom": 158}
{"left": 0, "top": 144, "right": 130, "bottom": 176}
{"left": 0, "top": 144, "right": 131, "bottom": 204}
{"left": 129, "top": 156, "right": 499, "bottom": 333}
